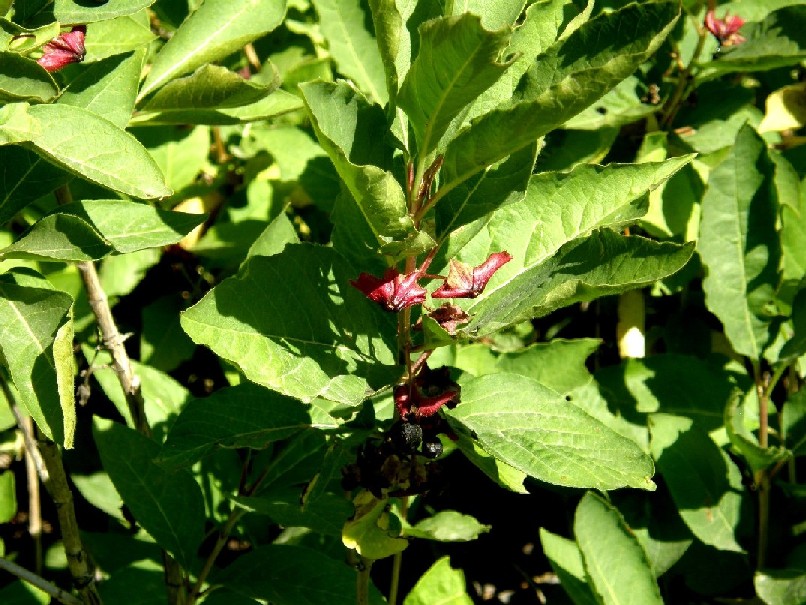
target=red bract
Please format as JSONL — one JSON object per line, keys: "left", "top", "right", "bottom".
{"left": 704, "top": 10, "right": 745, "bottom": 46}
{"left": 432, "top": 251, "right": 512, "bottom": 299}
{"left": 351, "top": 268, "right": 427, "bottom": 312}
{"left": 37, "top": 26, "right": 86, "bottom": 72}
{"left": 427, "top": 304, "right": 470, "bottom": 335}
{"left": 394, "top": 366, "right": 461, "bottom": 419}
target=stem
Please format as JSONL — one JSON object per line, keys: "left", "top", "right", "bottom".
{"left": 388, "top": 496, "right": 409, "bottom": 605}
{"left": 38, "top": 437, "right": 103, "bottom": 605}
{"left": 55, "top": 184, "right": 184, "bottom": 601}
{"left": 752, "top": 361, "right": 770, "bottom": 570}
{"left": 187, "top": 509, "right": 245, "bottom": 604}
{"left": 356, "top": 556, "right": 372, "bottom": 605}
{"left": 0, "top": 557, "right": 83, "bottom": 605}
{"left": 658, "top": 15, "right": 709, "bottom": 130}
{"left": 22, "top": 415, "right": 43, "bottom": 574}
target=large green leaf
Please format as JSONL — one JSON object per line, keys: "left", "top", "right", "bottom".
{"left": 437, "top": 0, "right": 679, "bottom": 197}
{"left": 180, "top": 244, "right": 398, "bottom": 405}
{"left": 216, "top": 544, "right": 385, "bottom": 605}
{"left": 300, "top": 81, "right": 420, "bottom": 250}
{"left": 445, "top": 374, "right": 656, "bottom": 490}
{"left": 140, "top": 64, "right": 276, "bottom": 113}
{"left": 649, "top": 413, "right": 747, "bottom": 553}
{"left": 464, "top": 230, "right": 694, "bottom": 337}
{"left": 0, "top": 146, "right": 70, "bottom": 226}
{"left": 403, "top": 557, "right": 473, "bottom": 605}
{"left": 539, "top": 529, "right": 599, "bottom": 605}
{"left": 397, "top": 13, "right": 512, "bottom": 158}
{"left": 699, "top": 124, "right": 780, "bottom": 360}
{"left": 446, "top": 0, "right": 526, "bottom": 29}
{"left": 93, "top": 419, "right": 205, "bottom": 569}
{"left": 367, "top": 0, "right": 408, "bottom": 102}
{"left": 312, "top": 0, "right": 387, "bottom": 105}
{"left": 574, "top": 492, "right": 663, "bottom": 605}
{"left": 755, "top": 568, "right": 806, "bottom": 605}
{"left": 59, "top": 50, "right": 145, "bottom": 129}
{"left": 0, "top": 214, "right": 112, "bottom": 261}
{"left": 0, "top": 270, "right": 75, "bottom": 448}
{"left": 0, "top": 103, "right": 171, "bottom": 198}
{"left": 160, "top": 383, "right": 336, "bottom": 468}
{"left": 0, "top": 53, "right": 57, "bottom": 102}
{"left": 83, "top": 13, "right": 156, "bottom": 62}
{"left": 19, "top": 0, "right": 156, "bottom": 25}
{"left": 138, "top": 0, "right": 286, "bottom": 101}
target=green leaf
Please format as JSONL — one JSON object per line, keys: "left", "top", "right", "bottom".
{"left": 0, "top": 53, "right": 57, "bottom": 102}
{"left": 180, "top": 244, "right": 398, "bottom": 405}
{"left": 699, "top": 124, "right": 781, "bottom": 360}
{"left": 217, "top": 544, "right": 385, "bottom": 605}
{"left": 403, "top": 510, "right": 490, "bottom": 542}
{"left": 0, "top": 146, "right": 70, "bottom": 226}
{"left": 783, "top": 389, "right": 806, "bottom": 457}
{"left": 96, "top": 561, "right": 166, "bottom": 605}
{"left": 0, "top": 102, "right": 39, "bottom": 144}
{"left": 649, "top": 413, "right": 747, "bottom": 553}
{"left": 367, "top": 0, "right": 407, "bottom": 102}
{"left": 574, "top": 492, "right": 663, "bottom": 605}
{"left": 755, "top": 568, "right": 806, "bottom": 605}
{"left": 93, "top": 419, "right": 205, "bottom": 569}
{"left": 311, "top": 0, "right": 387, "bottom": 105}
{"left": 0, "top": 271, "right": 75, "bottom": 448}
{"left": 0, "top": 20, "right": 60, "bottom": 54}
{"left": 539, "top": 529, "right": 599, "bottom": 605}
{"left": 138, "top": 0, "right": 287, "bottom": 101}
{"left": 0, "top": 471, "right": 16, "bottom": 524}
{"left": 342, "top": 491, "right": 408, "bottom": 559}
{"left": 300, "top": 81, "right": 419, "bottom": 249}
{"left": 495, "top": 338, "right": 599, "bottom": 394}
{"left": 133, "top": 125, "right": 210, "bottom": 193}
{"left": 403, "top": 556, "right": 473, "bottom": 605}
{"left": 71, "top": 471, "right": 126, "bottom": 524}
{"left": 0, "top": 581, "right": 49, "bottom": 604}
{"left": 464, "top": 230, "right": 694, "bottom": 337}
{"left": 3, "top": 104, "right": 171, "bottom": 199}
{"left": 84, "top": 13, "right": 156, "bottom": 62}
{"left": 446, "top": 0, "right": 526, "bottom": 29}
{"left": 160, "top": 383, "right": 333, "bottom": 468}
{"left": 57, "top": 199, "right": 206, "bottom": 252}
{"left": 21, "top": 0, "right": 157, "bottom": 25}
{"left": 0, "top": 214, "right": 112, "bottom": 261}
{"left": 140, "top": 64, "right": 276, "bottom": 113}
{"left": 59, "top": 50, "right": 145, "bottom": 129}
{"left": 398, "top": 13, "right": 512, "bottom": 158}
{"left": 438, "top": 0, "right": 679, "bottom": 196}
{"left": 725, "top": 392, "right": 790, "bottom": 473}
{"left": 131, "top": 88, "right": 303, "bottom": 126}
{"left": 446, "top": 374, "right": 656, "bottom": 490}
{"left": 454, "top": 433, "right": 528, "bottom": 493}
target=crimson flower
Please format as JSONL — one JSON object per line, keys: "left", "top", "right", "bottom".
{"left": 37, "top": 26, "right": 86, "bottom": 72}
{"left": 704, "top": 10, "right": 745, "bottom": 46}
{"left": 394, "top": 366, "right": 460, "bottom": 419}
{"left": 432, "top": 251, "right": 512, "bottom": 299}
{"left": 351, "top": 268, "right": 427, "bottom": 312}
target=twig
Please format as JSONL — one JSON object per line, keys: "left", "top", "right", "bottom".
{"left": 0, "top": 556, "right": 83, "bottom": 605}
{"left": 37, "top": 437, "right": 102, "bottom": 604}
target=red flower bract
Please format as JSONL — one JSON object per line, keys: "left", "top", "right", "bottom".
{"left": 351, "top": 268, "right": 427, "bottom": 312}
{"left": 704, "top": 10, "right": 745, "bottom": 46}
{"left": 432, "top": 251, "right": 512, "bottom": 299}
{"left": 394, "top": 366, "right": 460, "bottom": 419}
{"left": 37, "top": 26, "right": 87, "bottom": 72}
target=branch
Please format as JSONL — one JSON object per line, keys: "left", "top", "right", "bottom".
{"left": 0, "top": 556, "right": 83, "bottom": 605}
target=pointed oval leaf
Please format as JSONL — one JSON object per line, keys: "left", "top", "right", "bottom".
{"left": 540, "top": 529, "right": 599, "bottom": 605}
{"left": 439, "top": 1, "right": 679, "bottom": 196}
{"left": 138, "top": 0, "right": 286, "bottom": 101}
{"left": 0, "top": 52, "right": 58, "bottom": 102}
{"left": 403, "top": 557, "right": 473, "bottom": 605}
{"left": 699, "top": 124, "right": 781, "bottom": 360}
{"left": 93, "top": 419, "right": 205, "bottom": 569}
{"left": 55, "top": 199, "right": 206, "bottom": 252}
{"left": 0, "top": 146, "right": 70, "bottom": 226}
{"left": 398, "top": 13, "right": 512, "bottom": 157}
{"left": 446, "top": 374, "right": 656, "bottom": 490}
{"left": 180, "top": 244, "right": 398, "bottom": 405}
{"left": 575, "top": 492, "right": 663, "bottom": 605}
{"left": 216, "top": 544, "right": 385, "bottom": 605}
{"left": 83, "top": 13, "right": 156, "bottom": 62}
{"left": 0, "top": 271, "right": 75, "bottom": 447}
{"left": 22, "top": 104, "right": 171, "bottom": 198}
{"left": 403, "top": 510, "right": 490, "bottom": 542}
{"left": 22, "top": 0, "right": 157, "bottom": 25}
{"left": 311, "top": 0, "right": 387, "bottom": 105}
{"left": 0, "top": 213, "right": 113, "bottom": 261}
{"left": 649, "top": 413, "right": 747, "bottom": 553}
{"left": 160, "top": 383, "right": 333, "bottom": 469}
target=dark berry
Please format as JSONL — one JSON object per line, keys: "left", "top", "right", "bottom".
{"left": 422, "top": 437, "right": 443, "bottom": 459}
{"left": 389, "top": 420, "right": 423, "bottom": 453}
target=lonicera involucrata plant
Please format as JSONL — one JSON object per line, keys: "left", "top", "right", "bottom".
{"left": 1, "top": 0, "right": 806, "bottom": 603}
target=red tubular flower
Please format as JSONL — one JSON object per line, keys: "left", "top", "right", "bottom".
{"left": 704, "top": 10, "right": 745, "bottom": 46}
{"left": 394, "top": 366, "right": 461, "bottom": 419}
{"left": 37, "top": 26, "right": 87, "bottom": 72}
{"left": 432, "top": 251, "right": 512, "bottom": 299}
{"left": 351, "top": 268, "right": 427, "bottom": 312}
